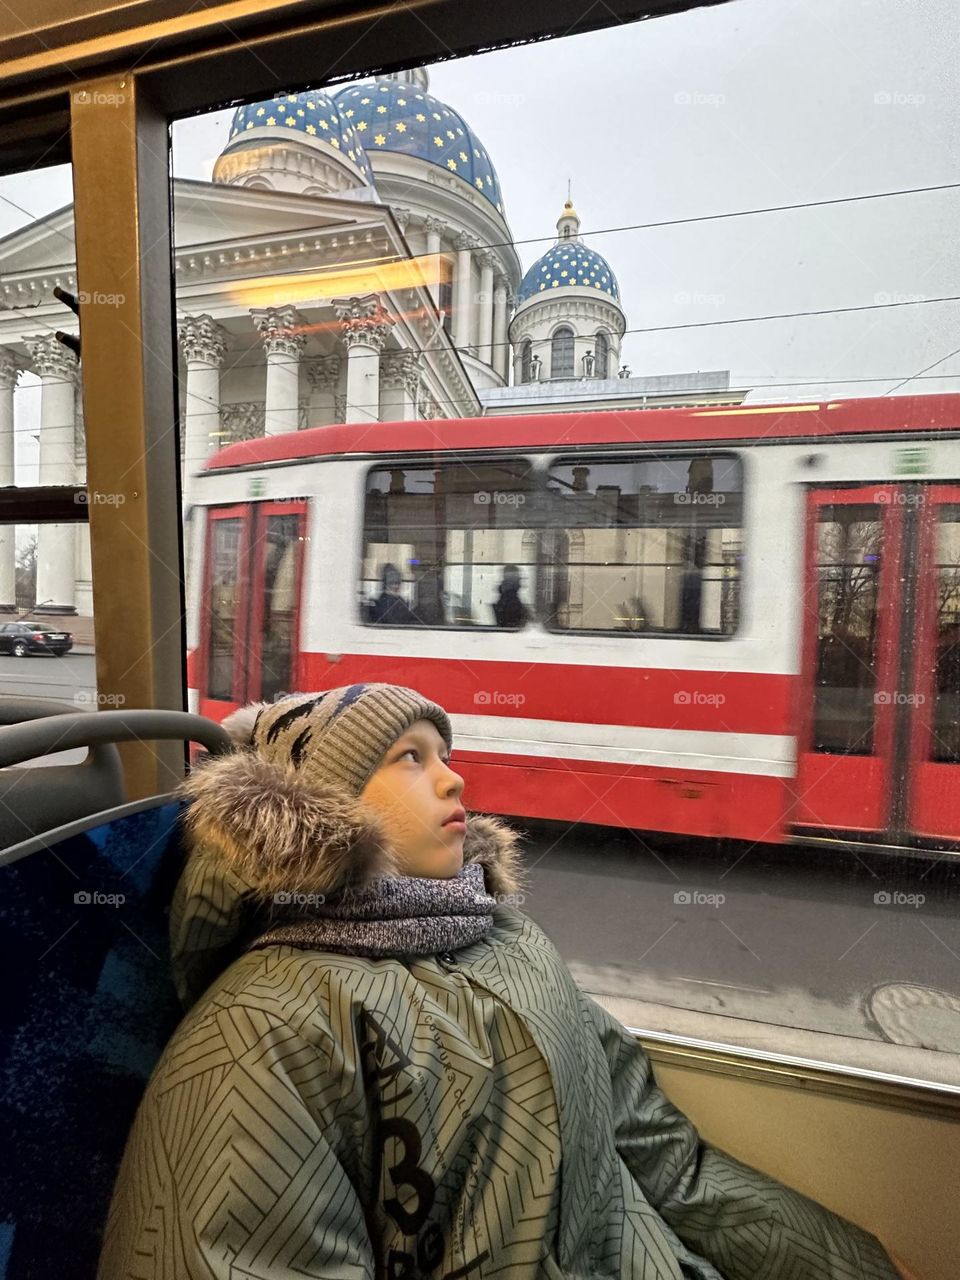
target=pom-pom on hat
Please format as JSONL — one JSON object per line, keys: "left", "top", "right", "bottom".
{"left": 222, "top": 684, "right": 453, "bottom": 797}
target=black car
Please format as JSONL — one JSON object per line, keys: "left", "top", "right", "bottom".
{"left": 0, "top": 621, "right": 74, "bottom": 657}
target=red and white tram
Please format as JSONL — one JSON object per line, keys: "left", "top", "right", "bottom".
{"left": 185, "top": 394, "right": 960, "bottom": 852}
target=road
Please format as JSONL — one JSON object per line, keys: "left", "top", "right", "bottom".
{"left": 0, "top": 650, "right": 98, "bottom": 707}
{"left": 518, "top": 818, "right": 960, "bottom": 1065}
{"left": 3, "top": 651, "right": 959, "bottom": 1064}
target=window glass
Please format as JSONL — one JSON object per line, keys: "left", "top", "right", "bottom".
{"left": 544, "top": 454, "right": 742, "bottom": 634}
{"left": 205, "top": 515, "right": 244, "bottom": 702}
{"left": 0, "top": 162, "right": 105, "bottom": 725}
{"left": 933, "top": 504, "right": 960, "bottom": 763}
{"left": 361, "top": 462, "right": 535, "bottom": 627}
{"left": 166, "top": 0, "right": 960, "bottom": 1087}
{"left": 260, "top": 514, "right": 300, "bottom": 703}
{"left": 813, "top": 505, "right": 882, "bottom": 754}
{"left": 550, "top": 326, "right": 574, "bottom": 378}
{"left": 595, "top": 330, "right": 609, "bottom": 378}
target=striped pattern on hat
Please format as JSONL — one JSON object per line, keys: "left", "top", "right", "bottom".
{"left": 247, "top": 684, "right": 453, "bottom": 796}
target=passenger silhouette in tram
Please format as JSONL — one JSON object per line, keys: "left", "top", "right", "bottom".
{"left": 492, "top": 563, "right": 530, "bottom": 628}
{"left": 370, "top": 562, "right": 421, "bottom": 625}
{"left": 412, "top": 564, "right": 447, "bottom": 626}
{"left": 679, "top": 538, "right": 706, "bottom": 634}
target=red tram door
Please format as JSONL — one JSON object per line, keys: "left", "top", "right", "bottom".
{"left": 794, "top": 484, "right": 960, "bottom": 846}
{"left": 907, "top": 486, "right": 960, "bottom": 841}
{"left": 201, "top": 501, "right": 307, "bottom": 713}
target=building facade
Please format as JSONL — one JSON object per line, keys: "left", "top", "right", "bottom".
{"left": 0, "top": 66, "right": 743, "bottom": 615}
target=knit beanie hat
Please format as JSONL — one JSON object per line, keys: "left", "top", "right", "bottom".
{"left": 222, "top": 683, "right": 453, "bottom": 797}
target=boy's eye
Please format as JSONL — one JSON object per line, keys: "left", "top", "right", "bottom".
{"left": 396, "top": 748, "right": 452, "bottom": 766}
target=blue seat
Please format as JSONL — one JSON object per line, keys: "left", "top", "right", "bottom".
{"left": 0, "top": 798, "right": 189, "bottom": 1278}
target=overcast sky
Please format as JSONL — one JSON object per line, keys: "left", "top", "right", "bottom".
{"left": 3, "top": 0, "right": 959, "bottom": 479}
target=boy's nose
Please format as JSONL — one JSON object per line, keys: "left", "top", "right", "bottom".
{"left": 440, "top": 763, "right": 465, "bottom": 797}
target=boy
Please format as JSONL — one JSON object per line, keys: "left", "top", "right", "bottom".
{"left": 98, "top": 684, "right": 907, "bottom": 1279}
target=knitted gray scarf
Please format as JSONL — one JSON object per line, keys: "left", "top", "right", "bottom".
{"left": 248, "top": 862, "right": 496, "bottom": 959}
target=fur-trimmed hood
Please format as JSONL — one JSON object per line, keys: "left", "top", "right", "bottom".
{"left": 169, "top": 750, "right": 528, "bottom": 1008}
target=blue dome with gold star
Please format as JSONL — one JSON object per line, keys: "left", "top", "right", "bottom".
{"left": 332, "top": 79, "right": 505, "bottom": 215}
{"left": 517, "top": 241, "right": 620, "bottom": 304}
{"left": 227, "top": 90, "right": 375, "bottom": 185}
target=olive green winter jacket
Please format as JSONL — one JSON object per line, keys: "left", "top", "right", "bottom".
{"left": 97, "top": 750, "right": 898, "bottom": 1279}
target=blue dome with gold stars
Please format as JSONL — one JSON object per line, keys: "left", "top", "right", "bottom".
{"left": 333, "top": 79, "right": 505, "bottom": 216}
{"left": 227, "top": 90, "right": 375, "bottom": 185}
{"left": 517, "top": 241, "right": 620, "bottom": 305}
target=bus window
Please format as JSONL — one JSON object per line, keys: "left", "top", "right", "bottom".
{"left": 361, "top": 460, "right": 535, "bottom": 627}
{"left": 544, "top": 454, "right": 742, "bottom": 635}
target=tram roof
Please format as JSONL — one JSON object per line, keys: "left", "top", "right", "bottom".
{"left": 204, "top": 394, "right": 960, "bottom": 471}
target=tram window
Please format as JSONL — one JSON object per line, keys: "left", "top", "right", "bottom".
{"left": 932, "top": 504, "right": 960, "bottom": 763}
{"left": 544, "top": 454, "right": 742, "bottom": 635}
{"left": 812, "top": 504, "right": 882, "bottom": 756}
{"left": 361, "top": 461, "right": 536, "bottom": 627}
{"left": 259, "top": 515, "right": 300, "bottom": 704}
{"left": 205, "top": 517, "right": 244, "bottom": 701}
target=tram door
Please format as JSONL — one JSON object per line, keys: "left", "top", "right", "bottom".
{"left": 202, "top": 501, "right": 307, "bottom": 709}
{"left": 794, "top": 484, "right": 960, "bottom": 845}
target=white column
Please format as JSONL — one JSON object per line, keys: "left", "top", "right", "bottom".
{"left": 424, "top": 217, "right": 445, "bottom": 307}
{"left": 453, "top": 232, "right": 476, "bottom": 353}
{"left": 178, "top": 315, "right": 228, "bottom": 506}
{"left": 493, "top": 276, "right": 510, "bottom": 381}
{"left": 74, "top": 521, "right": 93, "bottom": 618}
{"left": 0, "top": 349, "right": 21, "bottom": 610}
{"left": 305, "top": 355, "right": 341, "bottom": 427}
{"left": 334, "top": 295, "right": 395, "bottom": 424}
{"left": 25, "top": 334, "right": 79, "bottom": 613}
{"left": 380, "top": 351, "right": 421, "bottom": 421}
{"left": 477, "top": 251, "right": 495, "bottom": 366}
{"left": 251, "top": 305, "right": 305, "bottom": 436}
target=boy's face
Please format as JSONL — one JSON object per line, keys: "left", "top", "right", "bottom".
{"left": 358, "top": 719, "right": 466, "bottom": 878}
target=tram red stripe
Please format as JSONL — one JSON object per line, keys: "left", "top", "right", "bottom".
{"left": 450, "top": 751, "right": 788, "bottom": 843}
{"left": 297, "top": 652, "right": 794, "bottom": 735}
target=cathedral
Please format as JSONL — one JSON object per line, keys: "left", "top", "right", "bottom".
{"left": 0, "top": 66, "right": 742, "bottom": 616}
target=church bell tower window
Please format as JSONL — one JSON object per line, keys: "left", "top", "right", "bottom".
{"left": 551, "top": 326, "right": 574, "bottom": 379}
{"left": 595, "top": 330, "right": 610, "bottom": 379}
